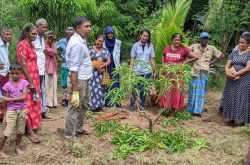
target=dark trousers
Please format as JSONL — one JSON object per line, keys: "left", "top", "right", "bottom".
{"left": 130, "top": 73, "right": 152, "bottom": 110}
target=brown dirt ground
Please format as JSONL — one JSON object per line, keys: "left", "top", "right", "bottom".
{"left": 0, "top": 90, "right": 249, "bottom": 165}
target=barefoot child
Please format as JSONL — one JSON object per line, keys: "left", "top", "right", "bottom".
{"left": 0, "top": 62, "right": 29, "bottom": 157}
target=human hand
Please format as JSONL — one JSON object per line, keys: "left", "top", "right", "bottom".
{"left": 97, "top": 66, "right": 104, "bottom": 73}
{"left": 153, "top": 72, "right": 157, "bottom": 79}
{"left": 70, "top": 91, "right": 79, "bottom": 108}
{"left": 0, "top": 64, "right": 4, "bottom": 70}
{"left": 29, "top": 83, "right": 36, "bottom": 93}
{"left": 3, "top": 97, "right": 10, "bottom": 103}
{"left": 226, "top": 71, "right": 236, "bottom": 80}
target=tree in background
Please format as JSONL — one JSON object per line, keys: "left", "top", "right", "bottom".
{"left": 202, "top": 0, "right": 250, "bottom": 54}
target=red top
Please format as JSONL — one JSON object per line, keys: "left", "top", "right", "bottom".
{"left": 44, "top": 44, "right": 57, "bottom": 74}
{"left": 162, "top": 45, "right": 190, "bottom": 64}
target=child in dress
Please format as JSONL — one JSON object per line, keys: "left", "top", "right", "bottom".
{"left": 0, "top": 62, "right": 29, "bottom": 157}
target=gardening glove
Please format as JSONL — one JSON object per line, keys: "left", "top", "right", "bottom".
{"left": 70, "top": 91, "right": 79, "bottom": 108}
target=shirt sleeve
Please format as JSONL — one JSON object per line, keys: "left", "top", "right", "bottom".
{"left": 17, "top": 43, "right": 28, "bottom": 60}
{"left": 150, "top": 45, "right": 155, "bottom": 58}
{"left": 213, "top": 46, "right": 223, "bottom": 58}
{"left": 184, "top": 46, "right": 191, "bottom": 57}
{"left": 22, "top": 80, "right": 30, "bottom": 88}
{"left": 189, "top": 44, "right": 194, "bottom": 52}
{"left": 56, "top": 40, "right": 61, "bottom": 49}
{"left": 228, "top": 51, "right": 235, "bottom": 60}
{"left": 130, "top": 44, "right": 136, "bottom": 58}
{"left": 67, "top": 44, "right": 83, "bottom": 72}
{"left": 2, "top": 82, "right": 9, "bottom": 93}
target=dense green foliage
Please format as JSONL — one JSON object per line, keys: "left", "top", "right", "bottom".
{"left": 0, "top": 0, "right": 248, "bottom": 88}
{"left": 93, "top": 119, "right": 208, "bottom": 159}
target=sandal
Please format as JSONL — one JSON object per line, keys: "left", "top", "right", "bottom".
{"left": 27, "top": 134, "right": 41, "bottom": 143}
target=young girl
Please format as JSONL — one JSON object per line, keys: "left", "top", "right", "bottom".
{"left": 0, "top": 62, "right": 29, "bottom": 157}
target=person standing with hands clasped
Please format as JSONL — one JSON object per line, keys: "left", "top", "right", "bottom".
{"left": 0, "top": 63, "right": 29, "bottom": 158}
{"left": 64, "top": 17, "right": 92, "bottom": 139}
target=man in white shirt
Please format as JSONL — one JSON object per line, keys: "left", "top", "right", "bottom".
{"left": 0, "top": 27, "right": 12, "bottom": 120}
{"left": 64, "top": 17, "right": 92, "bottom": 139}
{"left": 33, "top": 18, "right": 51, "bottom": 119}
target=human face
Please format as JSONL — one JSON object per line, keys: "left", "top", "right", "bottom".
{"left": 77, "top": 21, "right": 91, "bottom": 39}
{"left": 200, "top": 38, "right": 208, "bottom": 47}
{"left": 10, "top": 69, "right": 20, "bottom": 82}
{"left": 107, "top": 32, "right": 114, "bottom": 40}
{"left": 238, "top": 38, "right": 249, "bottom": 51}
{"left": 95, "top": 37, "right": 104, "bottom": 48}
{"left": 37, "top": 23, "right": 48, "bottom": 36}
{"left": 1, "top": 31, "right": 12, "bottom": 43}
{"left": 27, "top": 28, "right": 38, "bottom": 42}
{"left": 140, "top": 32, "right": 149, "bottom": 44}
{"left": 172, "top": 35, "right": 182, "bottom": 48}
{"left": 66, "top": 31, "right": 74, "bottom": 40}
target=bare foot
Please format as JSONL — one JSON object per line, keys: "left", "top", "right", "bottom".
{"left": 15, "top": 147, "right": 24, "bottom": 155}
{"left": 0, "top": 151, "right": 8, "bottom": 158}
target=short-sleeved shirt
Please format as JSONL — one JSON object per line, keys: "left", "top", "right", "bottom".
{"left": 0, "top": 38, "right": 10, "bottom": 77}
{"left": 56, "top": 38, "right": 68, "bottom": 68}
{"left": 130, "top": 41, "right": 155, "bottom": 75}
{"left": 66, "top": 33, "right": 93, "bottom": 80}
{"left": 190, "top": 44, "right": 222, "bottom": 76}
{"left": 33, "top": 35, "right": 46, "bottom": 75}
{"left": 3, "top": 79, "right": 29, "bottom": 110}
{"left": 163, "top": 45, "right": 190, "bottom": 64}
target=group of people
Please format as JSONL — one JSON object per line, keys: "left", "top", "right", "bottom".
{"left": 0, "top": 15, "right": 250, "bottom": 157}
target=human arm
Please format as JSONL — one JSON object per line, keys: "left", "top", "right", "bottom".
{"left": 224, "top": 60, "right": 236, "bottom": 79}
{"left": 183, "top": 51, "right": 198, "bottom": 64}
{"left": 20, "top": 57, "right": 36, "bottom": 92}
{"left": 3, "top": 87, "right": 28, "bottom": 102}
{"left": 210, "top": 47, "right": 225, "bottom": 64}
{"left": 232, "top": 60, "right": 250, "bottom": 77}
{"left": 210, "top": 53, "right": 225, "bottom": 64}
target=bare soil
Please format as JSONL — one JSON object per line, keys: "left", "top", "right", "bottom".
{"left": 0, "top": 90, "right": 249, "bottom": 165}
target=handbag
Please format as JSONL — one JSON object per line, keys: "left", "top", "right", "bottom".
{"left": 102, "top": 66, "right": 110, "bottom": 87}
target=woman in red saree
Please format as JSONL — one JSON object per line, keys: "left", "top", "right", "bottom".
{"left": 159, "top": 33, "right": 197, "bottom": 114}
{"left": 17, "top": 25, "right": 41, "bottom": 143}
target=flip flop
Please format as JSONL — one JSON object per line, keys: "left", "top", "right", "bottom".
{"left": 27, "top": 134, "right": 41, "bottom": 143}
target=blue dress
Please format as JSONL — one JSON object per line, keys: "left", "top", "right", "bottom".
{"left": 89, "top": 47, "right": 110, "bottom": 110}
{"left": 222, "top": 50, "right": 250, "bottom": 123}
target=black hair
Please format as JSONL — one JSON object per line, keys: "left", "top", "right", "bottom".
{"left": 140, "top": 29, "right": 151, "bottom": 47}
{"left": 19, "top": 24, "right": 36, "bottom": 41}
{"left": 240, "top": 35, "right": 250, "bottom": 44}
{"left": 73, "top": 16, "right": 90, "bottom": 30}
{"left": 95, "top": 34, "right": 104, "bottom": 40}
{"left": 171, "top": 33, "right": 183, "bottom": 42}
{"left": 10, "top": 62, "right": 22, "bottom": 70}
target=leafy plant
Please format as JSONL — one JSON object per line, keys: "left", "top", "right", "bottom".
{"left": 93, "top": 120, "right": 121, "bottom": 136}
{"left": 106, "top": 61, "right": 192, "bottom": 133}
{"left": 193, "top": 138, "right": 209, "bottom": 151}
{"left": 161, "top": 111, "right": 192, "bottom": 127}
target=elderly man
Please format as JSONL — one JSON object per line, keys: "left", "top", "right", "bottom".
{"left": 64, "top": 17, "right": 92, "bottom": 139}
{"left": 187, "top": 32, "right": 224, "bottom": 116}
{"left": 0, "top": 27, "right": 12, "bottom": 119}
{"left": 33, "top": 18, "right": 51, "bottom": 119}
{"left": 56, "top": 27, "right": 75, "bottom": 107}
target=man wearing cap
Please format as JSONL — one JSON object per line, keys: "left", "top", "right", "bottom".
{"left": 56, "top": 27, "right": 75, "bottom": 107}
{"left": 187, "top": 32, "right": 224, "bottom": 116}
